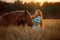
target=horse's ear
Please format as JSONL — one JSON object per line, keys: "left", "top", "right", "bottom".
{"left": 25, "top": 10, "right": 32, "bottom": 16}
{"left": 24, "top": 10, "right": 28, "bottom": 14}
{"left": 25, "top": 10, "right": 27, "bottom": 12}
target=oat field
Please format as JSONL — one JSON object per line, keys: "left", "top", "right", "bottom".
{"left": 0, "top": 19, "right": 60, "bottom": 40}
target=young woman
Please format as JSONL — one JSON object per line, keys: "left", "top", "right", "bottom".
{"left": 31, "top": 9, "right": 44, "bottom": 29}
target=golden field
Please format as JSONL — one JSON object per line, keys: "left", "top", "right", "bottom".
{"left": 0, "top": 19, "right": 60, "bottom": 40}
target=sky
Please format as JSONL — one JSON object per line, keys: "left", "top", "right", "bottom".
{"left": 21, "top": 0, "right": 60, "bottom": 3}
{"left": 1, "top": 0, "right": 60, "bottom": 3}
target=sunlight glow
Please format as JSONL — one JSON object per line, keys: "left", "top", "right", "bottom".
{"left": 2, "top": 0, "right": 60, "bottom": 3}
{"left": 2, "top": 0, "right": 16, "bottom": 3}
{"left": 20, "top": 0, "right": 60, "bottom": 3}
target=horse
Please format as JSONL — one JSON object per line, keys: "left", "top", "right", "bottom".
{"left": 0, "top": 10, "right": 33, "bottom": 27}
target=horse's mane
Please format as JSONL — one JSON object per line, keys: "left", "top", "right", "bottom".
{"left": 1, "top": 10, "right": 25, "bottom": 16}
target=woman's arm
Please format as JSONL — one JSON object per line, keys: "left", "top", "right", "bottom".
{"left": 31, "top": 15, "right": 35, "bottom": 19}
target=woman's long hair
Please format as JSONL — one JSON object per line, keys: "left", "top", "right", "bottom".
{"left": 35, "top": 9, "right": 43, "bottom": 19}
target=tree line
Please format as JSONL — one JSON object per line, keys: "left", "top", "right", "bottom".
{"left": 0, "top": 1, "right": 60, "bottom": 19}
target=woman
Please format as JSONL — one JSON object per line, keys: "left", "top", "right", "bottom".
{"left": 31, "top": 9, "right": 44, "bottom": 29}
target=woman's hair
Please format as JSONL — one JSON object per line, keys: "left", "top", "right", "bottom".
{"left": 35, "top": 9, "right": 43, "bottom": 18}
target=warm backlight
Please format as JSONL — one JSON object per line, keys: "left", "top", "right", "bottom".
{"left": 2, "top": 0, "right": 60, "bottom": 3}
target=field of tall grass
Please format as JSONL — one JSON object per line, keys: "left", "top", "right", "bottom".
{"left": 0, "top": 19, "right": 60, "bottom": 40}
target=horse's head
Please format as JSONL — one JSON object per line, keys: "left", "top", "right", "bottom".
{"left": 16, "top": 10, "right": 33, "bottom": 27}
{"left": 24, "top": 10, "right": 33, "bottom": 27}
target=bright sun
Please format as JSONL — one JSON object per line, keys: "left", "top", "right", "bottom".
{"left": 34, "top": 0, "right": 46, "bottom": 3}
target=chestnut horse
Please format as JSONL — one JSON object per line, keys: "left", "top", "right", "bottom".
{"left": 0, "top": 10, "right": 33, "bottom": 27}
